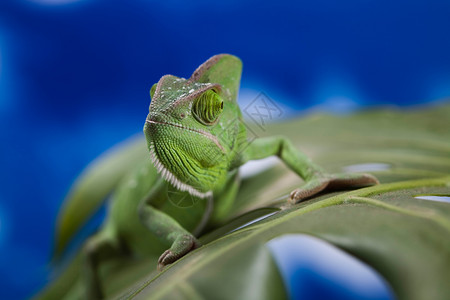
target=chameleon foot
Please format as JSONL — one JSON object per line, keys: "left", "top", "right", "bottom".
{"left": 289, "top": 173, "right": 379, "bottom": 204}
{"left": 157, "top": 234, "right": 201, "bottom": 271}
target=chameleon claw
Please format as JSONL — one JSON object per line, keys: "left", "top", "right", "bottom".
{"left": 157, "top": 250, "right": 172, "bottom": 271}
{"left": 289, "top": 173, "right": 379, "bottom": 204}
{"left": 288, "top": 177, "right": 329, "bottom": 204}
{"left": 157, "top": 234, "right": 201, "bottom": 271}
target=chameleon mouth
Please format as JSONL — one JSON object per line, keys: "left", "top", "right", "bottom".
{"left": 145, "top": 119, "right": 213, "bottom": 199}
{"left": 145, "top": 119, "right": 225, "bottom": 152}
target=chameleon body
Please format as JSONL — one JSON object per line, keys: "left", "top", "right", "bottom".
{"left": 56, "top": 54, "right": 379, "bottom": 299}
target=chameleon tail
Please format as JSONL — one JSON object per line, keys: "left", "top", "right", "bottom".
{"left": 53, "top": 134, "right": 148, "bottom": 260}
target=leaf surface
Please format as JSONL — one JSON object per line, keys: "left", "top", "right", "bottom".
{"left": 37, "top": 104, "right": 450, "bottom": 300}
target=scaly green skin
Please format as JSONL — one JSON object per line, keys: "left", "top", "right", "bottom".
{"left": 65, "top": 54, "right": 379, "bottom": 299}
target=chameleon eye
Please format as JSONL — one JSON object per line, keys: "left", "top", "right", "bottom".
{"left": 192, "top": 89, "right": 223, "bottom": 125}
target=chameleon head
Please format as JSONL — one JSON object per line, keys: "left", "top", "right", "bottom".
{"left": 143, "top": 55, "right": 243, "bottom": 198}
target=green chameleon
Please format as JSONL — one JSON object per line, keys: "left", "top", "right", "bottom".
{"left": 51, "top": 54, "right": 378, "bottom": 299}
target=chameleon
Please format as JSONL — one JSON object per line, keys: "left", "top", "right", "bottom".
{"left": 52, "top": 54, "right": 379, "bottom": 299}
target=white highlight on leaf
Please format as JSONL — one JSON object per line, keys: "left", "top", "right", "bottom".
{"left": 415, "top": 195, "right": 450, "bottom": 203}
{"left": 239, "top": 156, "right": 279, "bottom": 179}
{"left": 228, "top": 212, "right": 277, "bottom": 234}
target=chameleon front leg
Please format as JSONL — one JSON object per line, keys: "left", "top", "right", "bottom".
{"left": 138, "top": 194, "right": 201, "bottom": 271}
{"left": 241, "top": 136, "right": 379, "bottom": 204}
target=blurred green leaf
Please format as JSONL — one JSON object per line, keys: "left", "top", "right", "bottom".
{"left": 54, "top": 135, "right": 149, "bottom": 258}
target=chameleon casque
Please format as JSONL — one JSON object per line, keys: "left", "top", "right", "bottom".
{"left": 52, "top": 54, "right": 379, "bottom": 299}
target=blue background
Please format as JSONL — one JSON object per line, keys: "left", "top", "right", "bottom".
{"left": 0, "top": 0, "right": 449, "bottom": 299}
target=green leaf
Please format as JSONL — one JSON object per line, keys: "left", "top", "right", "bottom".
{"left": 123, "top": 104, "right": 449, "bottom": 300}
{"left": 36, "top": 103, "right": 450, "bottom": 300}
{"left": 122, "top": 177, "right": 450, "bottom": 300}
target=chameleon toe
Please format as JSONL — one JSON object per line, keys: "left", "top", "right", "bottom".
{"left": 289, "top": 178, "right": 329, "bottom": 204}
{"left": 289, "top": 173, "right": 379, "bottom": 204}
{"left": 157, "top": 234, "right": 201, "bottom": 271}
{"left": 157, "top": 250, "right": 172, "bottom": 271}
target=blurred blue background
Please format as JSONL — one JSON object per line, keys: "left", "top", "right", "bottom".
{"left": 0, "top": 0, "right": 449, "bottom": 299}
